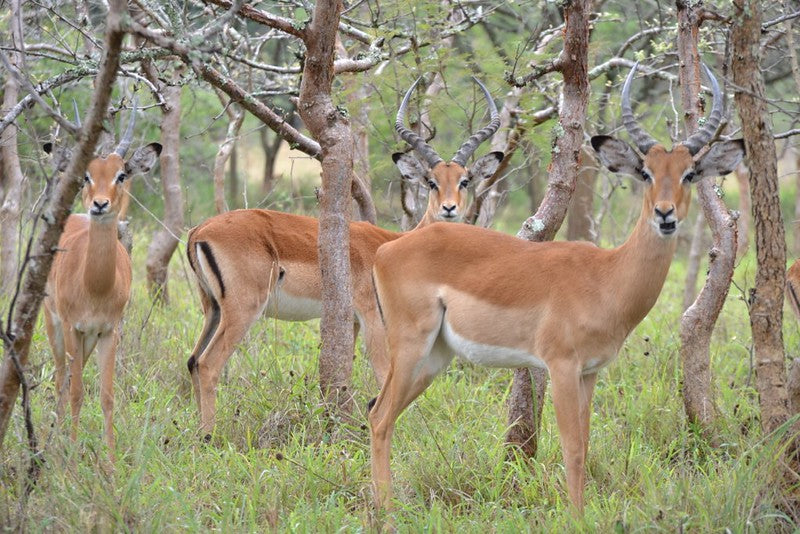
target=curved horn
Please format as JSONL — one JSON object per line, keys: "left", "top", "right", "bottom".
{"left": 621, "top": 62, "right": 657, "bottom": 155}
{"left": 72, "top": 99, "right": 81, "bottom": 129}
{"left": 114, "top": 97, "right": 138, "bottom": 158}
{"left": 395, "top": 77, "right": 443, "bottom": 168}
{"left": 682, "top": 63, "right": 724, "bottom": 156}
{"left": 451, "top": 76, "right": 501, "bottom": 167}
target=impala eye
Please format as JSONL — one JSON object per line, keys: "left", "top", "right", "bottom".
{"left": 459, "top": 179, "right": 470, "bottom": 189}
{"left": 116, "top": 172, "right": 128, "bottom": 184}
{"left": 83, "top": 173, "right": 91, "bottom": 184}
{"left": 640, "top": 169, "right": 652, "bottom": 182}
{"left": 427, "top": 179, "right": 438, "bottom": 191}
{"left": 683, "top": 171, "right": 696, "bottom": 183}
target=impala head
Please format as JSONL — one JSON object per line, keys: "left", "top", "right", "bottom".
{"left": 393, "top": 76, "right": 504, "bottom": 222}
{"left": 592, "top": 63, "right": 745, "bottom": 238}
{"left": 43, "top": 100, "right": 162, "bottom": 221}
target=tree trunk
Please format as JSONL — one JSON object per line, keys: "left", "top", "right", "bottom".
{"left": 676, "top": 0, "right": 734, "bottom": 431}
{"left": 0, "top": 0, "right": 24, "bottom": 292}
{"left": 508, "top": 0, "right": 591, "bottom": 457}
{"left": 260, "top": 127, "right": 283, "bottom": 194}
{"left": 299, "top": 0, "right": 355, "bottom": 412}
{"left": 213, "top": 104, "right": 244, "bottom": 214}
{"left": 682, "top": 210, "right": 707, "bottom": 311}
{"left": 0, "top": 0, "right": 127, "bottom": 447}
{"left": 228, "top": 142, "right": 239, "bottom": 209}
{"left": 732, "top": 0, "right": 792, "bottom": 437}
{"left": 145, "top": 83, "right": 183, "bottom": 303}
{"left": 566, "top": 146, "right": 598, "bottom": 242}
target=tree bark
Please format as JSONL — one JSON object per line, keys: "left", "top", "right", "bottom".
{"left": 732, "top": 0, "right": 792, "bottom": 436}
{"left": 0, "top": 0, "right": 24, "bottom": 293}
{"left": 213, "top": 102, "right": 244, "bottom": 214}
{"left": 145, "top": 82, "right": 183, "bottom": 303}
{"left": 0, "top": 0, "right": 128, "bottom": 446}
{"left": 508, "top": 0, "right": 591, "bottom": 457}
{"left": 682, "top": 210, "right": 707, "bottom": 311}
{"left": 566, "top": 146, "right": 598, "bottom": 242}
{"left": 676, "top": 0, "right": 734, "bottom": 431}
{"left": 298, "top": 0, "right": 355, "bottom": 412}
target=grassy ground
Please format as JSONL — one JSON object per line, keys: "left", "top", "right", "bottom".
{"left": 1, "top": 224, "right": 799, "bottom": 532}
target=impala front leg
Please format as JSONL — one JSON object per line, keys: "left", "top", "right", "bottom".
{"left": 95, "top": 331, "right": 118, "bottom": 461}
{"left": 549, "top": 360, "right": 586, "bottom": 513}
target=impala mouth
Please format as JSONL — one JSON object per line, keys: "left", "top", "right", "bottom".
{"left": 659, "top": 221, "right": 677, "bottom": 235}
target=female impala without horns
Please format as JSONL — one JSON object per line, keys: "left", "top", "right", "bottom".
{"left": 186, "top": 77, "right": 504, "bottom": 437}
{"left": 43, "top": 103, "right": 161, "bottom": 459}
{"left": 368, "top": 64, "right": 745, "bottom": 512}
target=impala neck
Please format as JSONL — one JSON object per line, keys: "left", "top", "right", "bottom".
{"left": 611, "top": 209, "right": 678, "bottom": 331}
{"left": 83, "top": 215, "right": 120, "bottom": 295}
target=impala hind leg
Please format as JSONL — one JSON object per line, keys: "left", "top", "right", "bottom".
{"left": 95, "top": 331, "right": 118, "bottom": 461}
{"left": 195, "top": 306, "right": 261, "bottom": 438}
{"left": 187, "top": 289, "right": 219, "bottom": 415}
{"left": 64, "top": 329, "right": 85, "bottom": 443}
{"left": 368, "top": 333, "right": 452, "bottom": 510}
{"left": 549, "top": 360, "right": 592, "bottom": 513}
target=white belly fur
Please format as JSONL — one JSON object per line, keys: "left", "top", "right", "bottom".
{"left": 266, "top": 287, "right": 322, "bottom": 321}
{"left": 442, "top": 320, "right": 547, "bottom": 369}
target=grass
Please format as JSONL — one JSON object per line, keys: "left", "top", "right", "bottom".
{"left": 2, "top": 221, "right": 799, "bottom": 532}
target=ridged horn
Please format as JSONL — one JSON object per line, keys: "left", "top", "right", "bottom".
{"left": 621, "top": 62, "right": 657, "bottom": 155}
{"left": 114, "top": 97, "right": 138, "bottom": 158}
{"left": 395, "top": 77, "right": 443, "bottom": 168}
{"left": 72, "top": 100, "right": 81, "bottom": 129}
{"left": 682, "top": 63, "right": 724, "bottom": 156}
{"left": 451, "top": 76, "right": 501, "bottom": 167}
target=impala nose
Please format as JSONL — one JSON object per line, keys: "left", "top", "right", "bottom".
{"left": 91, "top": 199, "right": 110, "bottom": 215}
{"left": 654, "top": 205, "right": 677, "bottom": 235}
{"left": 442, "top": 204, "right": 457, "bottom": 218}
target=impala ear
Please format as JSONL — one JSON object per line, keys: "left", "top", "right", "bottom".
{"left": 591, "top": 135, "right": 643, "bottom": 177}
{"left": 43, "top": 143, "right": 73, "bottom": 172}
{"left": 468, "top": 151, "right": 504, "bottom": 182}
{"left": 392, "top": 152, "right": 427, "bottom": 183}
{"left": 125, "top": 143, "right": 162, "bottom": 175}
{"left": 692, "top": 139, "right": 746, "bottom": 182}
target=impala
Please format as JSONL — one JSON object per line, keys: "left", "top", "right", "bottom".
{"left": 185, "top": 77, "right": 504, "bottom": 437}
{"left": 368, "top": 64, "right": 745, "bottom": 512}
{"left": 43, "top": 103, "right": 161, "bottom": 459}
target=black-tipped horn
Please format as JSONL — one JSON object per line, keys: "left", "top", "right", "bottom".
{"left": 451, "top": 76, "right": 501, "bottom": 167}
{"left": 395, "top": 77, "right": 443, "bottom": 168}
{"left": 621, "top": 62, "right": 657, "bottom": 155}
{"left": 682, "top": 63, "right": 723, "bottom": 156}
{"left": 114, "top": 97, "right": 138, "bottom": 158}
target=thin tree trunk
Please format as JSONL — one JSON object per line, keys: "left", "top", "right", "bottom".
{"left": 260, "top": 127, "right": 283, "bottom": 194}
{"left": 732, "top": 0, "right": 792, "bottom": 437}
{"left": 509, "top": 0, "right": 591, "bottom": 457}
{"left": 0, "top": 0, "right": 128, "bottom": 447}
{"left": 228, "top": 142, "right": 239, "bottom": 209}
{"left": 0, "top": 0, "right": 24, "bottom": 292}
{"left": 682, "top": 210, "right": 707, "bottom": 311}
{"left": 212, "top": 103, "right": 244, "bottom": 214}
{"left": 145, "top": 83, "right": 183, "bottom": 303}
{"left": 299, "top": 0, "right": 355, "bottom": 412}
{"left": 794, "top": 153, "right": 800, "bottom": 256}
{"left": 566, "top": 146, "right": 598, "bottom": 242}
{"left": 677, "top": 0, "right": 734, "bottom": 431}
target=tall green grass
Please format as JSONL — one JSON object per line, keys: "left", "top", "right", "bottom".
{"left": 1, "top": 223, "right": 798, "bottom": 532}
